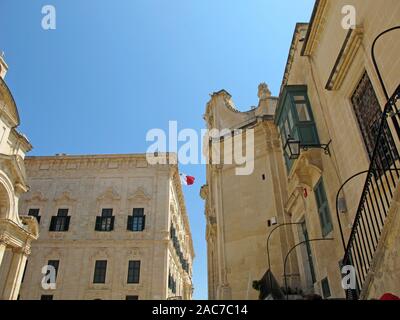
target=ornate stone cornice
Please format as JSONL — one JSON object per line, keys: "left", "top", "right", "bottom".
{"left": 0, "top": 233, "right": 11, "bottom": 245}
{"left": 25, "top": 153, "right": 176, "bottom": 177}
{"left": 0, "top": 76, "right": 20, "bottom": 127}
{"left": 325, "top": 27, "right": 363, "bottom": 90}
{"left": 13, "top": 245, "right": 31, "bottom": 255}
{"left": 301, "top": 0, "right": 329, "bottom": 56}
{"left": 0, "top": 153, "right": 29, "bottom": 190}
{"left": 200, "top": 184, "right": 208, "bottom": 200}
{"left": 281, "top": 23, "right": 309, "bottom": 92}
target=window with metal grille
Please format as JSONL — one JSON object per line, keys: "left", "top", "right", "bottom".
{"left": 28, "top": 208, "right": 41, "bottom": 223}
{"left": 351, "top": 72, "right": 399, "bottom": 169}
{"left": 93, "top": 260, "right": 107, "bottom": 284}
{"left": 126, "top": 295, "right": 139, "bottom": 300}
{"left": 95, "top": 208, "right": 114, "bottom": 231}
{"left": 49, "top": 209, "right": 70, "bottom": 232}
{"left": 314, "top": 178, "right": 333, "bottom": 237}
{"left": 40, "top": 295, "right": 53, "bottom": 300}
{"left": 127, "top": 260, "right": 140, "bottom": 284}
{"left": 127, "top": 208, "right": 145, "bottom": 231}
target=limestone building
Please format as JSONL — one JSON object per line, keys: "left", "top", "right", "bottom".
{"left": 200, "top": 84, "right": 297, "bottom": 299}
{"left": 0, "top": 54, "right": 38, "bottom": 300}
{"left": 275, "top": 0, "right": 400, "bottom": 299}
{"left": 202, "top": 0, "right": 400, "bottom": 300}
{"left": 18, "top": 153, "right": 194, "bottom": 300}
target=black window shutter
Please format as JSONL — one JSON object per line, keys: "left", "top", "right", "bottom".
{"left": 49, "top": 217, "right": 56, "bottom": 231}
{"left": 65, "top": 216, "right": 71, "bottom": 231}
{"left": 95, "top": 217, "right": 101, "bottom": 231}
{"left": 127, "top": 216, "right": 133, "bottom": 230}
{"left": 110, "top": 216, "right": 115, "bottom": 230}
{"left": 141, "top": 215, "right": 146, "bottom": 231}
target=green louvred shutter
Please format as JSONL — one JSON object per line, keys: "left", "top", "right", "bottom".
{"left": 314, "top": 178, "right": 333, "bottom": 237}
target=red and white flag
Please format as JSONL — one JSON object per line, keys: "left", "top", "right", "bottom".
{"left": 180, "top": 173, "right": 195, "bottom": 186}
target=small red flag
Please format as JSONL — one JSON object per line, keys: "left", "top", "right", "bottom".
{"left": 180, "top": 173, "right": 195, "bottom": 186}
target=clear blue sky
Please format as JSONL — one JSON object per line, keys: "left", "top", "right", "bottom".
{"left": 0, "top": 0, "right": 314, "bottom": 299}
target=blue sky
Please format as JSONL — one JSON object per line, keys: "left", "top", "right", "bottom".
{"left": 0, "top": 0, "right": 315, "bottom": 299}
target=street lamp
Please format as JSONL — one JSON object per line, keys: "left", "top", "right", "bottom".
{"left": 284, "top": 135, "right": 332, "bottom": 160}
{"left": 283, "top": 238, "right": 334, "bottom": 300}
{"left": 266, "top": 222, "right": 302, "bottom": 292}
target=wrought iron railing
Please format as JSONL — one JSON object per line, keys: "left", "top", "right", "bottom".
{"left": 343, "top": 85, "right": 400, "bottom": 299}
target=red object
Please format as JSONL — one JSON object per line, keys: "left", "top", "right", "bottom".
{"left": 303, "top": 188, "right": 308, "bottom": 198}
{"left": 380, "top": 293, "right": 400, "bottom": 300}
{"left": 180, "top": 173, "right": 195, "bottom": 186}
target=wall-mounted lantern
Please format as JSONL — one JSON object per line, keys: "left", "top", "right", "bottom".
{"left": 284, "top": 135, "right": 332, "bottom": 160}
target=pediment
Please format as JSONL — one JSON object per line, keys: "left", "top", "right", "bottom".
{"left": 128, "top": 187, "right": 151, "bottom": 203}
{"left": 54, "top": 190, "right": 76, "bottom": 203}
{"left": 25, "top": 191, "right": 48, "bottom": 203}
{"left": 97, "top": 187, "right": 121, "bottom": 201}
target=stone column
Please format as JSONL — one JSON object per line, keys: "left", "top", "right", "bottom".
{"left": 214, "top": 165, "right": 232, "bottom": 300}
{"left": 2, "top": 246, "right": 29, "bottom": 300}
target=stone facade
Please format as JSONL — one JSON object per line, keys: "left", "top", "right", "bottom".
{"left": 0, "top": 54, "right": 38, "bottom": 300}
{"left": 278, "top": 0, "right": 400, "bottom": 299}
{"left": 201, "top": 84, "right": 299, "bottom": 299}
{"left": 203, "top": 0, "right": 400, "bottom": 299}
{"left": 17, "top": 154, "right": 194, "bottom": 300}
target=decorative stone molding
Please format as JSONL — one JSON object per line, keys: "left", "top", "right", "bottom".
{"left": 199, "top": 184, "right": 208, "bottom": 200}
{"left": 258, "top": 83, "right": 271, "bottom": 100}
{"left": 0, "top": 154, "right": 29, "bottom": 191}
{"left": 14, "top": 182, "right": 28, "bottom": 194}
{"left": 0, "top": 76, "right": 20, "bottom": 127}
{"left": 54, "top": 190, "right": 77, "bottom": 203}
{"left": 20, "top": 215, "right": 39, "bottom": 239}
{"left": 127, "top": 187, "right": 151, "bottom": 203}
{"left": 25, "top": 191, "right": 48, "bottom": 203}
{"left": 97, "top": 187, "right": 121, "bottom": 202}
{"left": 208, "top": 216, "right": 217, "bottom": 226}
{"left": 214, "top": 164, "right": 224, "bottom": 171}
{"left": 25, "top": 154, "right": 170, "bottom": 177}
{"left": 325, "top": 27, "right": 364, "bottom": 90}
{"left": 281, "top": 23, "right": 309, "bottom": 91}
{"left": 0, "top": 233, "right": 11, "bottom": 245}
{"left": 127, "top": 248, "right": 141, "bottom": 256}
{"left": 287, "top": 151, "right": 323, "bottom": 201}
{"left": 10, "top": 244, "right": 31, "bottom": 255}
{"left": 301, "top": 0, "right": 329, "bottom": 56}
